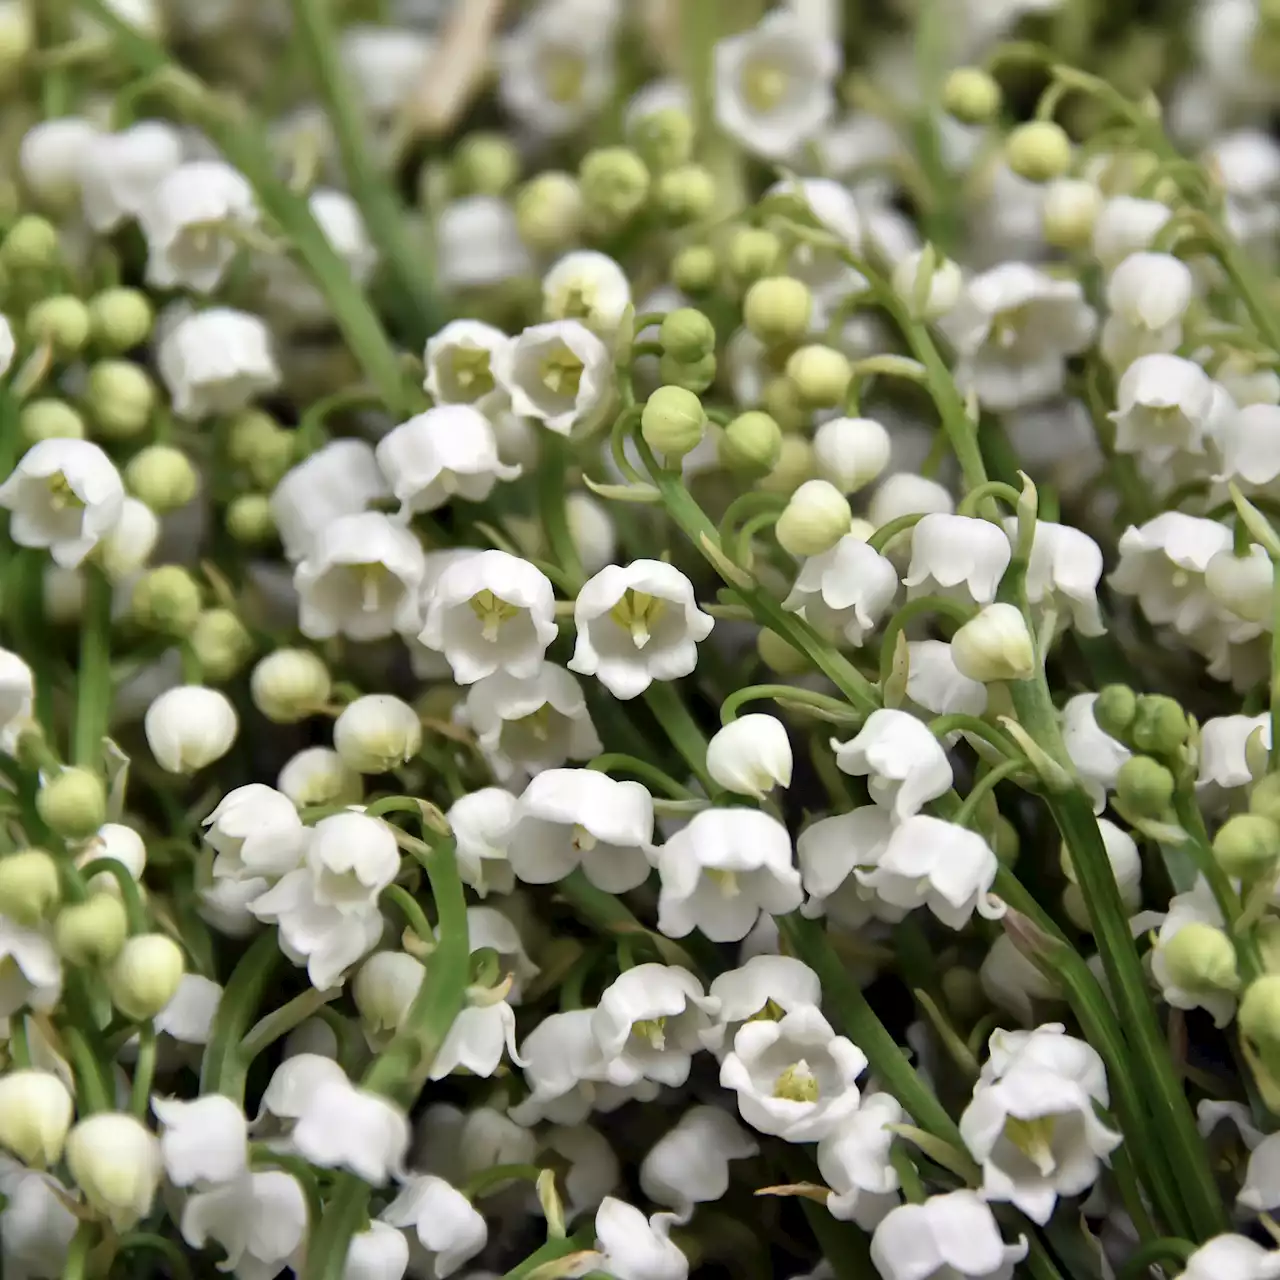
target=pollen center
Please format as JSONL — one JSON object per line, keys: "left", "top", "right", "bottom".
{"left": 1004, "top": 1114, "right": 1058, "bottom": 1176}
{"left": 608, "top": 589, "right": 667, "bottom": 650}
{"left": 773, "top": 1060, "right": 820, "bottom": 1102}
{"left": 540, "top": 346, "right": 585, "bottom": 398}
{"left": 742, "top": 58, "right": 789, "bottom": 112}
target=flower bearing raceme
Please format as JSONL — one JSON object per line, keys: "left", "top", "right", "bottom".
{"left": 654, "top": 807, "right": 803, "bottom": 943}
{"left": 570, "top": 560, "right": 714, "bottom": 700}
{"left": 783, "top": 533, "right": 900, "bottom": 646}
{"left": 903, "top": 513, "right": 1012, "bottom": 607}
{"left": 870, "top": 1190, "right": 1028, "bottom": 1280}
{"left": 816, "top": 1092, "right": 906, "bottom": 1229}
{"left": 831, "top": 710, "right": 954, "bottom": 821}
{"left": 381, "top": 1175, "right": 488, "bottom": 1279}
{"left": 156, "top": 308, "right": 281, "bottom": 422}
{"left": 505, "top": 768, "right": 654, "bottom": 892}
{"left": 493, "top": 319, "right": 612, "bottom": 436}
{"left": 639, "top": 1106, "right": 759, "bottom": 1220}
{"left": 705, "top": 714, "right": 793, "bottom": 799}
{"left": 594, "top": 1196, "right": 689, "bottom": 1280}
{"left": 419, "top": 549, "right": 557, "bottom": 686}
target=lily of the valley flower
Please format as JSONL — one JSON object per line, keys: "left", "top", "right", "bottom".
{"left": 291, "top": 1073, "right": 410, "bottom": 1185}
{"left": 594, "top": 1196, "right": 689, "bottom": 1280}
{"left": 180, "top": 1171, "right": 309, "bottom": 1280}
{"left": 428, "top": 996, "right": 525, "bottom": 1081}
{"left": 831, "top": 710, "right": 953, "bottom": 820}
{"left": 342, "top": 1221, "right": 409, "bottom": 1280}
{"left": 903, "top": 513, "right": 1011, "bottom": 607}
{"left": 1007, "top": 518, "right": 1106, "bottom": 638}
{"left": 152, "top": 1094, "right": 247, "bottom": 1188}
{"left": 705, "top": 714, "right": 794, "bottom": 800}
{"left": 870, "top": 1190, "right": 1028, "bottom": 1280}
{"left": 381, "top": 1175, "right": 488, "bottom": 1279}
{"left": 447, "top": 788, "right": 519, "bottom": 897}
{"left": 145, "top": 686, "right": 239, "bottom": 775}
{"left": 424, "top": 319, "right": 508, "bottom": 406}
{"left": 204, "top": 783, "right": 308, "bottom": 881}
{"left": 702, "top": 953, "right": 823, "bottom": 1055}
{"left": 1181, "top": 1237, "right": 1280, "bottom": 1280}
{"left": 79, "top": 120, "right": 183, "bottom": 233}
{"left": 816, "top": 1092, "right": 906, "bottom": 1229}
{"left": 1109, "top": 353, "right": 1216, "bottom": 465}
{"left": 157, "top": 307, "right": 281, "bottom": 421}
{"left": 65, "top": 1113, "right": 162, "bottom": 1231}
{"left": 639, "top": 1105, "right": 759, "bottom": 1220}
{"left": 493, "top": 319, "right": 613, "bottom": 436}
{"left": 783, "top": 533, "right": 900, "bottom": 645}
{"left": 542, "top": 250, "right": 632, "bottom": 339}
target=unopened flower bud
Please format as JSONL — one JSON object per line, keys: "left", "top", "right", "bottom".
{"left": 190, "top": 609, "right": 253, "bottom": 682}
{"left": 1251, "top": 773, "right": 1280, "bottom": 825}
{"left": 1130, "top": 694, "right": 1189, "bottom": 758}
{"left": 37, "top": 767, "right": 107, "bottom": 840}
{"left": 629, "top": 106, "right": 694, "bottom": 172}
{"left": 515, "top": 172, "right": 584, "bottom": 253}
{"left": 0, "top": 849, "right": 60, "bottom": 925}
{"left": 775, "top": 479, "right": 852, "bottom": 557}
{"left": 762, "top": 376, "right": 806, "bottom": 433}
{"left": 55, "top": 893, "right": 129, "bottom": 966}
{"left": 26, "top": 295, "right": 90, "bottom": 354}
{"left": 131, "top": 565, "right": 202, "bottom": 637}
{"left": 86, "top": 360, "right": 156, "bottom": 439}
{"left": 1242, "top": 975, "right": 1280, "bottom": 1056}
{"left": 88, "top": 287, "right": 154, "bottom": 352}
{"left": 226, "top": 409, "right": 280, "bottom": 466}
{"left": 786, "top": 344, "right": 852, "bottom": 409}
{"left": 0, "top": 1070, "right": 73, "bottom": 1167}
{"left": 653, "top": 163, "right": 715, "bottom": 224}
{"left": 744, "top": 276, "right": 812, "bottom": 346}
{"left": 672, "top": 244, "right": 718, "bottom": 294}
{"left": 0, "top": 4, "right": 33, "bottom": 89}
{"left": 726, "top": 226, "right": 782, "bottom": 282}
{"left": 225, "top": 493, "right": 275, "bottom": 546}
{"left": 761, "top": 435, "right": 816, "bottom": 495}
{"left": 145, "top": 686, "right": 239, "bottom": 774}
{"left": 1115, "top": 755, "right": 1174, "bottom": 818}
{"left": 20, "top": 398, "right": 85, "bottom": 444}
{"left": 334, "top": 694, "right": 423, "bottom": 774}
{"left": 641, "top": 385, "right": 706, "bottom": 459}
{"left": 2, "top": 215, "right": 59, "bottom": 271}
{"left": 66, "top": 1113, "right": 162, "bottom": 1231}
{"left": 579, "top": 147, "right": 650, "bottom": 226}
{"left": 657, "top": 351, "right": 716, "bottom": 393}
{"left": 125, "top": 444, "right": 198, "bottom": 512}
{"left": 1214, "top": 813, "right": 1280, "bottom": 880}
{"left": 942, "top": 67, "right": 1002, "bottom": 125}
{"left": 454, "top": 132, "right": 520, "bottom": 196}
{"left": 941, "top": 968, "right": 984, "bottom": 1022}
{"left": 721, "top": 410, "right": 782, "bottom": 473}
{"left": 1042, "top": 178, "right": 1102, "bottom": 249}
{"left": 891, "top": 248, "right": 963, "bottom": 320}
{"left": 1162, "top": 922, "right": 1240, "bottom": 995}
{"left": 706, "top": 714, "right": 793, "bottom": 799}
{"left": 813, "top": 416, "right": 891, "bottom": 494}
{"left": 251, "top": 649, "right": 332, "bottom": 723}
{"left": 1005, "top": 121, "right": 1073, "bottom": 183}
{"left": 659, "top": 308, "right": 716, "bottom": 363}
{"left": 109, "top": 933, "right": 185, "bottom": 1021}
{"left": 757, "top": 627, "right": 809, "bottom": 675}
{"left": 1093, "top": 684, "right": 1136, "bottom": 741}
{"left": 993, "top": 815, "right": 1020, "bottom": 867}
{"left": 353, "top": 950, "right": 426, "bottom": 1035}
{"left": 951, "top": 604, "right": 1037, "bottom": 684}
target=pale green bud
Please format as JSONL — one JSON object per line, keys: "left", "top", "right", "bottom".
{"left": 2, "top": 215, "right": 58, "bottom": 271}
{"left": 251, "top": 649, "right": 332, "bottom": 724}
{"left": 653, "top": 163, "right": 716, "bottom": 224}
{"left": 760, "top": 436, "right": 816, "bottom": 495}
{"left": 941, "top": 968, "right": 984, "bottom": 1022}
{"left": 109, "top": 933, "right": 185, "bottom": 1021}
{"left": 131, "top": 566, "right": 202, "bottom": 638}
{"left": 1162, "top": 922, "right": 1240, "bottom": 995}
{"left": 55, "top": 894, "right": 128, "bottom": 966}
{"left": 1130, "top": 694, "right": 1190, "bottom": 758}
{"left": 245, "top": 429, "right": 295, "bottom": 490}
{"left": 125, "top": 445, "right": 198, "bottom": 512}
{"left": 641, "top": 385, "right": 706, "bottom": 460}
{"left": 0, "top": 849, "right": 61, "bottom": 926}
{"left": 659, "top": 308, "right": 716, "bottom": 363}
{"left": 993, "top": 815, "right": 1020, "bottom": 867}
{"left": 726, "top": 226, "right": 783, "bottom": 282}
{"left": 775, "top": 479, "right": 852, "bottom": 558}
{"left": 785, "top": 344, "right": 852, "bottom": 409}
{"left": 671, "top": 244, "right": 718, "bottom": 294}
{"left": 762, "top": 376, "right": 808, "bottom": 433}
{"left": 1093, "top": 684, "right": 1137, "bottom": 741}
{"left": 657, "top": 351, "right": 716, "bottom": 393}
{"left": 1214, "top": 813, "right": 1280, "bottom": 880}
{"left": 1042, "top": 178, "right": 1102, "bottom": 250}
{"left": 1005, "top": 121, "right": 1074, "bottom": 184}
{"left": 744, "top": 276, "right": 812, "bottom": 347}
{"left": 333, "top": 694, "right": 423, "bottom": 774}
{"left": 757, "top": 627, "right": 809, "bottom": 675}
{"left": 65, "top": 1113, "right": 162, "bottom": 1232}
{"left": 1251, "top": 773, "right": 1280, "bottom": 825}
{"left": 225, "top": 493, "right": 275, "bottom": 546}
{"left": 36, "top": 768, "right": 106, "bottom": 840}
{"left": 721, "top": 410, "right": 782, "bottom": 473}
{"left": 942, "top": 67, "right": 1002, "bottom": 125}
{"left": 354, "top": 950, "right": 425, "bottom": 1035}
{"left": 26, "top": 295, "right": 90, "bottom": 354}
{"left": 0, "top": 1070, "right": 73, "bottom": 1167}
{"left": 87, "top": 288, "right": 154, "bottom": 352}
{"left": 1115, "top": 755, "right": 1174, "bottom": 819}
{"left": 86, "top": 361, "right": 156, "bottom": 440}
{"left": 0, "top": 3, "right": 33, "bottom": 89}
{"left": 1242, "top": 975, "right": 1280, "bottom": 1054}
{"left": 454, "top": 131, "right": 520, "bottom": 196}
{"left": 20, "top": 398, "right": 85, "bottom": 444}
{"left": 190, "top": 609, "right": 254, "bottom": 682}
{"left": 514, "top": 172, "right": 584, "bottom": 253}
{"left": 579, "top": 147, "right": 650, "bottom": 225}
{"left": 950, "top": 603, "right": 1037, "bottom": 684}
{"left": 226, "top": 409, "right": 283, "bottom": 465}
{"left": 629, "top": 106, "right": 694, "bottom": 172}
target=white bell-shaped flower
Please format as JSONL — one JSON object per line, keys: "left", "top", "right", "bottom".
{"left": 813, "top": 416, "right": 892, "bottom": 494}
{"left": 1061, "top": 816, "right": 1142, "bottom": 923}
{"left": 0, "top": 648, "right": 34, "bottom": 751}
{"left": 423, "top": 319, "right": 508, "bottom": 406}
{"left": 639, "top": 1106, "right": 758, "bottom": 1220}
{"left": 306, "top": 812, "right": 401, "bottom": 909}
{"left": 979, "top": 935, "right": 1060, "bottom": 1027}
{"left": 79, "top": 121, "right": 183, "bottom": 232}
{"left": 1198, "top": 712, "right": 1270, "bottom": 800}
{"left": 702, "top": 954, "right": 823, "bottom": 1056}
{"left": 259, "top": 1053, "right": 349, "bottom": 1125}
{"left": 204, "top": 783, "right": 308, "bottom": 881}
{"left": 343, "top": 1220, "right": 409, "bottom": 1280}
{"left": 783, "top": 534, "right": 899, "bottom": 646}
{"left": 18, "top": 117, "right": 100, "bottom": 210}
{"left": 1109, "top": 353, "right": 1216, "bottom": 465}
{"left": 1110, "top": 513, "right": 1232, "bottom": 636}
{"left": 1214, "top": 402, "right": 1280, "bottom": 489}
{"left": 465, "top": 906, "right": 540, "bottom": 1002}
{"left": 856, "top": 815, "right": 1004, "bottom": 929}
{"left": 277, "top": 746, "right": 363, "bottom": 810}
{"left": 145, "top": 686, "right": 238, "bottom": 774}
{"left": 903, "top": 513, "right": 1011, "bottom": 607}
{"left": 1091, "top": 195, "right": 1172, "bottom": 273}
{"left": 0, "top": 918, "right": 61, "bottom": 1018}
{"left": 0, "top": 1070, "right": 73, "bottom": 1168}
{"left": 905, "top": 640, "right": 988, "bottom": 720}
{"left": 296, "top": 511, "right": 426, "bottom": 642}
{"left": 868, "top": 472, "right": 955, "bottom": 530}
{"left": 493, "top": 319, "right": 612, "bottom": 436}
{"left": 797, "top": 805, "right": 897, "bottom": 928}
{"left": 816, "top": 1092, "right": 905, "bottom": 1229}
{"left": 65, "top": 1113, "right": 162, "bottom": 1231}
{"left": 435, "top": 195, "right": 533, "bottom": 291}
{"left": 292, "top": 1073, "right": 409, "bottom": 1184}
{"left": 1102, "top": 250, "right": 1193, "bottom": 368}
{"left": 705, "top": 714, "right": 793, "bottom": 799}
{"left": 180, "top": 1171, "right": 308, "bottom": 1280}
{"left": 138, "top": 159, "right": 258, "bottom": 292}
{"left": 381, "top": 1175, "right": 488, "bottom": 1278}
{"left": 831, "top": 710, "right": 953, "bottom": 821}
{"left": 542, "top": 250, "right": 631, "bottom": 340}
{"left": 354, "top": 951, "right": 425, "bottom": 1039}
{"left": 506, "top": 768, "right": 654, "bottom": 891}
{"left": 447, "top": 789, "right": 518, "bottom": 897}
{"left": 376, "top": 405, "right": 522, "bottom": 517}
{"left": 418, "top": 549, "right": 557, "bottom": 685}
{"left": 538, "top": 1122, "right": 619, "bottom": 1221}
{"left": 870, "top": 1190, "right": 1028, "bottom": 1280}
{"left": 0, "top": 439, "right": 124, "bottom": 568}
{"left": 720, "top": 1005, "right": 866, "bottom": 1142}
{"left": 428, "top": 998, "right": 525, "bottom": 1081}
{"left": 1006, "top": 518, "right": 1105, "bottom": 637}
{"left": 463, "top": 664, "right": 602, "bottom": 783}
{"left": 655, "top": 807, "right": 803, "bottom": 942}
{"left": 333, "top": 695, "right": 423, "bottom": 775}
{"left": 157, "top": 307, "right": 281, "bottom": 421}
{"left": 510, "top": 1009, "right": 622, "bottom": 1127}
{"left": 1181, "top": 1237, "right": 1280, "bottom": 1280}
{"left": 155, "top": 973, "right": 223, "bottom": 1047}
{"left": 0, "top": 1157, "right": 78, "bottom": 1278}
{"left": 594, "top": 1196, "right": 689, "bottom": 1280}
{"left": 1059, "top": 693, "right": 1131, "bottom": 814}
{"left": 152, "top": 1094, "right": 247, "bottom": 1188}
{"left": 570, "top": 560, "right": 714, "bottom": 700}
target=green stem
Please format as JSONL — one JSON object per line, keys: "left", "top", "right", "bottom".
{"left": 1115, "top": 1238, "right": 1196, "bottom": 1280}
{"left": 239, "top": 985, "right": 341, "bottom": 1064}
{"left": 76, "top": 858, "right": 148, "bottom": 933}
{"left": 114, "top": 1233, "right": 194, "bottom": 1280}
{"left": 72, "top": 567, "right": 112, "bottom": 768}
{"left": 383, "top": 883, "right": 435, "bottom": 947}
{"left": 63, "top": 1223, "right": 96, "bottom": 1280}
{"left": 953, "top": 758, "right": 1028, "bottom": 828}
{"left": 720, "top": 684, "right": 858, "bottom": 725}
{"left": 642, "top": 680, "right": 714, "bottom": 793}
{"left": 587, "top": 753, "right": 696, "bottom": 799}
{"left": 462, "top": 1161, "right": 544, "bottom": 1199}
{"left": 199, "top": 928, "right": 282, "bottom": 1102}
{"left": 539, "top": 433, "right": 585, "bottom": 590}
{"left": 500, "top": 1230, "right": 594, "bottom": 1280}
{"left": 129, "top": 1022, "right": 156, "bottom": 1116}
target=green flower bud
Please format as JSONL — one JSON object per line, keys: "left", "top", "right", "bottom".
{"left": 87, "top": 288, "right": 154, "bottom": 352}
{"left": 86, "top": 361, "right": 156, "bottom": 440}
{"left": 951, "top": 603, "right": 1037, "bottom": 684}
{"left": 671, "top": 244, "right": 718, "bottom": 294}
{"left": 1093, "top": 684, "right": 1137, "bottom": 741}
{"left": 0, "top": 849, "right": 61, "bottom": 926}
{"left": 245, "top": 429, "right": 295, "bottom": 490}
{"left": 653, "top": 163, "right": 716, "bottom": 224}
{"left": 658, "top": 351, "right": 716, "bottom": 393}
{"left": 1130, "top": 694, "right": 1190, "bottom": 758}
{"left": 993, "top": 815, "right": 1020, "bottom": 868}
{"left": 1242, "top": 975, "right": 1280, "bottom": 1056}
{"left": 131, "top": 566, "right": 202, "bottom": 638}
{"left": 225, "top": 493, "right": 275, "bottom": 546}
{"left": 454, "top": 131, "right": 520, "bottom": 196}
{"left": 775, "top": 479, "right": 852, "bottom": 558}
{"left": 579, "top": 146, "right": 650, "bottom": 226}
{"left": 26, "top": 295, "right": 90, "bottom": 354}
{"left": 55, "top": 894, "right": 128, "bottom": 967}
{"left": 36, "top": 768, "right": 107, "bottom": 841}
{"left": 0, "top": 3, "right": 33, "bottom": 91}
{"left": 1115, "top": 755, "right": 1175, "bottom": 819}
{"left": 629, "top": 106, "right": 694, "bottom": 172}
{"left": 226, "top": 409, "right": 282, "bottom": 465}
{"left": 762, "top": 376, "right": 808, "bottom": 433}
{"left": 659, "top": 308, "right": 716, "bottom": 363}
{"left": 1251, "top": 773, "right": 1280, "bottom": 824}
{"left": 726, "top": 226, "right": 783, "bottom": 282}
{"left": 785, "top": 343, "right": 852, "bottom": 409}
{"left": 1214, "top": 813, "right": 1280, "bottom": 880}
{"left": 757, "top": 627, "right": 809, "bottom": 676}
{"left": 191, "top": 609, "right": 254, "bottom": 682}
{"left": 941, "top": 968, "right": 984, "bottom": 1023}
{"left": 942, "top": 67, "right": 1002, "bottom": 125}
{"left": 515, "top": 172, "right": 584, "bottom": 253}
{"left": 1005, "top": 121, "right": 1074, "bottom": 184}
{"left": 721, "top": 410, "right": 782, "bottom": 473}
{"left": 760, "top": 435, "right": 816, "bottom": 495}
{"left": 744, "top": 276, "right": 812, "bottom": 347}
{"left": 641, "top": 385, "right": 706, "bottom": 460}
{"left": 1162, "top": 922, "right": 1240, "bottom": 995}
{"left": 108, "top": 933, "right": 185, "bottom": 1021}
{"left": 251, "top": 648, "right": 333, "bottom": 724}
{"left": 20, "top": 398, "right": 85, "bottom": 444}
{"left": 2, "top": 215, "right": 59, "bottom": 271}
{"left": 1042, "top": 178, "right": 1102, "bottom": 250}
{"left": 125, "top": 445, "right": 198, "bottom": 513}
